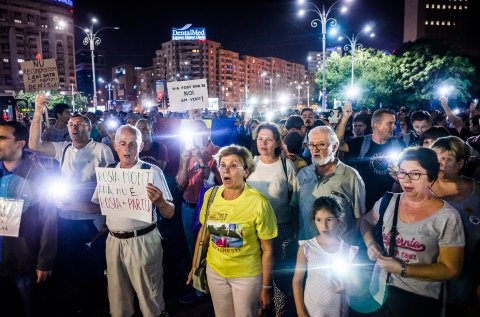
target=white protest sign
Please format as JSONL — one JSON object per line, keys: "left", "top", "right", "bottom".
{"left": 167, "top": 78, "right": 209, "bottom": 112}
{"left": 95, "top": 167, "right": 154, "bottom": 223}
{"left": 20, "top": 59, "right": 59, "bottom": 92}
{"left": 0, "top": 198, "right": 24, "bottom": 237}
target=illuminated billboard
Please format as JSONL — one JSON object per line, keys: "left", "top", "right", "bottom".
{"left": 172, "top": 24, "right": 206, "bottom": 41}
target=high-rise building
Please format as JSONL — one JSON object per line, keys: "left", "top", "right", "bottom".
{"left": 0, "top": 0, "right": 76, "bottom": 93}
{"left": 154, "top": 39, "right": 307, "bottom": 109}
{"left": 404, "top": 0, "right": 478, "bottom": 54}
{"left": 307, "top": 47, "right": 343, "bottom": 72}
{"left": 75, "top": 49, "right": 108, "bottom": 102}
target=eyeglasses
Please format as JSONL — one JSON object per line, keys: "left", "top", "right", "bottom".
{"left": 218, "top": 163, "right": 244, "bottom": 171}
{"left": 308, "top": 143, "right": 329, "bottom": 151}
{"left": 67, "top": 123, "right": 89, "bottom": 129}
{"left": 396, "top": 170, "right": 428, "bottom": 181}
{"left": 256, "top": 137, "right": 275, "bottom": 144}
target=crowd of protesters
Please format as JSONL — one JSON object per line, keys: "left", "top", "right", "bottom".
{"left": 1, "top": 92, "right": 479, "bottom": 317}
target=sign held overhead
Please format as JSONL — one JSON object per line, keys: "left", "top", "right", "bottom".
{"left": 20, "top": 58, "right": 59, "bottom": 92}
{"left": 167, "top": 78, "right": 209, "bottom": 112}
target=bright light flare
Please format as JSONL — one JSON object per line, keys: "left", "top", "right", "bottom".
{"left": 265, "top": 112, "right": 274, "bottom": 122}
{"left": 346, "top": 85, "right": 360, "bottom": 99}
{"left": 387, "top": 151, "right": 402, "bottom": 163}
{"left": 364, "top": 25, "right": 372, "bottom": 33}
{"left": 370, "top": 33, "right": 375, "bottom": 38}
{"left": 246, "top": 107, "right": 253, "bottom": 114}
{"left": 438, "top": 85, "right": 454, "bottom": 97}
{"left": 340, "top": 6, "right": 348, "bottom": 13}
{"left": 46, "top": 179, "right": 71, "bottom": 200}
{"left": 298, "top": 9, "right": 306, "bottom": 17}
{"left": 332, "top": 257, "right": 349, "bottom": 277}
{"left": 91, "top": 17, "right": 98, "bottom": 24}
{"left": 453, "top": 108, "right": 461, "bottom": 115}
{"left": 278, "top": 93, "right": 289, "bottom": 105}
{"left": 249, "top": 97, "right": 258, "bottom": 105}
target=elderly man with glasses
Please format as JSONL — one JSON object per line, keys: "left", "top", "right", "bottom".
{"left": 297, "top": 126, "right": 366, "bottom": 244}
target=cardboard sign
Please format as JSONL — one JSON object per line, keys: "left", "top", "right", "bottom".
{"left": 0, "top": 198, "right": 24, "bottom": 237}
{"left": 20, "top": 59, "right": 59, "bottom": 92}
{"left": 95, "top": 168, "right": 154, "bottom": 223}
{"left": 167, "top": 78, "right": 209, "bottom": 112}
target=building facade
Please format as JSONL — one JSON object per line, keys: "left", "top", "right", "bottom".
{"left": 0, "top": 0, "right": 76, "bottom": 94}
{"left": 404, "top": 0, "right": 478, "bottom": 54}
{"left": 154, "top": 39, "right": 308, "bottom": 110}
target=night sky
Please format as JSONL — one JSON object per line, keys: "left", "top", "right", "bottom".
{"left": 73, "top": 0, "right": 405, "bottom": 69}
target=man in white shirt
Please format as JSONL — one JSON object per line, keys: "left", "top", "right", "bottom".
{"left": 92, "top": 124, "right": 174, "bottom": 317}
{"left": 29, "top": 93, "right": 115, "bottom": 314}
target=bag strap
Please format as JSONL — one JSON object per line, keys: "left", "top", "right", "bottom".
{"left": 60, "top": 143, "right": 72, "bottom": 170}
{"left": 373, "top": 191, "right": 394, "bottom": 252}
{"left": 195, "top": 186, "right": 219, "bottom": 269}
{"left": 386, "top": 194, "right": 401, "bottom": 285}
{"left": 281, "top": 157, "right": 293, "bottom": 202}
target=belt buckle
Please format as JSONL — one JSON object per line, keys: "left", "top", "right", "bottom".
{"left": 134, "top": 230, "right": 138, "bottom": 238}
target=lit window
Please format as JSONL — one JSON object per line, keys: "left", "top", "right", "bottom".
{"left": 3, "top": 58, "right": 9, "bottom": 63}
{"left": 448, "top": 5, "right": 451, "bottom": 8}
{"left": 425, "top": 21, "right": 429, "bottom": 25}
{"left": 17, "top": 58, "right": 24, "bottom": 63}
{"left": 465, "top": 6, "right": 468, "bottom": 9}
{"left": 14, "top": 19, "right": 22, "bottom": 24}
{"left": 436, "top": 21, "right": 440, "bottom": 25}
{"left": 437, "top": 4, "right": 440, "bottom": 8}
{"left": 426, "top": 4, "right": 430, "bottom": 8}
{"left": 441, "top": 21, "right": 445, "bottom": 25}
{"left": 454, "top": 5, "right": 456, "bottom": 8}
{"left": 459, "top": 5, "right": 462, "bottom": 9}
{"left": 443, "top": 5, "right": 446, "bottom": 8}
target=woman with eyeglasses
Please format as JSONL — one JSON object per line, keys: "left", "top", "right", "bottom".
{"left": 360, "top": 147, "right": 465, "bottom": 317}
{"left": 430, "top": 136, "right": 480, "bottom": 316}
{"left": 187, "top": 145, "right": 278, "bottom": 317}
{"left": 246, "top": 122, "right": 299, "bottom": 317}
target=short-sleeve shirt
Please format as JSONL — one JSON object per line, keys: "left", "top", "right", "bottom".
{"left": 370, "top": 193, "right": 465, "bottom": 302}
{"left": 91, "top": 160, "right": 173, "bottom": 231}
{"left": 199, "top": 184, "right": 278, "bottom": 278}
{"left": 297, "top": 161, "right": 366, "bottom": 242}
{"left": 52, "top": 140, "right": 115, "bottom": 225}
{"left": 247, "top": 157, "right": 299, "bottom": 224}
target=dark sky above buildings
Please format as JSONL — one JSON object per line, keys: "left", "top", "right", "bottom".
{"left": 73, "top": 0, "right": 405, "bottom": 69}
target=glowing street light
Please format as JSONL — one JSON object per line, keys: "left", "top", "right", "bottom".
{"left": 99, "top": 78, "right": 119, "bottom": 109}
{"left": 73, "top": 18, "right": 119, "bottom": 111}
{"left": 297, "top": 0, "right": 353, "bottom": 110}
{"left": 334, "top": 23, "right": 375, "bottom": 86}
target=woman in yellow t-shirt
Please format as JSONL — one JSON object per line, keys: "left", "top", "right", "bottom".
{"left": 187, "top": 145, "right": 278, "bottom": 317}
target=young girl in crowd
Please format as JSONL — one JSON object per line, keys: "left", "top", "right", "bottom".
{"left": 293, "top": 196, "right": 358, "bottom": 317}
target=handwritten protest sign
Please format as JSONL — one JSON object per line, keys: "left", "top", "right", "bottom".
{"left": 167, "top": 78, "right": 209, "bottom": 112}
{"left": 95, "top": 167, "right": 154, "bottom": 223}
{"left": 20, "top": 59, "right": 59, "bottom": 92}
{"left": 0, "top": 198, "right": 24, "bottom": 237}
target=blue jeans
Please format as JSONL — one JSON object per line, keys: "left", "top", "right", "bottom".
{"left": 181, "top": 202, "right": 197, "bottom": 258}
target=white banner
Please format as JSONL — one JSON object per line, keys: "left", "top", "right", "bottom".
{"left": 0, "top": 198, "right": 24, "bottom": 237}
{"left": 95, "top": 168, "right": 154, "bottom": 223}
{"left": 167, "top": 78, "right": 209, "bottom": 112}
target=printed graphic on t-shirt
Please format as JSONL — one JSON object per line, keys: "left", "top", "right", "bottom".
{"left": 207, "top": 221, "right": 244, "bottom": 249}
{"left": 369, "top": 152, "right": 390, "bottom": 175}
{"left": 383, "top": 231, "right": 426, "bottom": 264}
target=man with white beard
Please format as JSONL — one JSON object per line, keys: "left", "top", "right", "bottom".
{"left": 297, "top": 126, "right": 366, "bottom": 243}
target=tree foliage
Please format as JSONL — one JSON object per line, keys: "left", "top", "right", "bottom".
{"left": 16, "top": 90, "right": 88, "bottom": 112}
{"left": 319, "top": 41, "right": 477, "bottom": 110}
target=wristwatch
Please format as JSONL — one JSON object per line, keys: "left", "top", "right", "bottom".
{"left": 400, "top": 261, "right": 408, "bottom": 278}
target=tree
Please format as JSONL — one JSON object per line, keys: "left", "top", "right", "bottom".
{"left": 394, "top": 41, "right": 476, "bottom": 109}
{"left": 321, "top": 49, "right": 397, "bottom": 109}
{"left": 16, "top": 90, "right": 89, "bottom": 113}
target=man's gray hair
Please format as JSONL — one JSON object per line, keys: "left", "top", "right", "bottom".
{"left": 115, "top": 124, "right": 142, "bottom": 144}
{"left": 309, "top": 126, "right": 339, "bottom": 145}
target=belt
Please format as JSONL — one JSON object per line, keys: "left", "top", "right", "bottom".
{"left": 183, "top": 199, "right": 197, "bottom": 209}
{"left": 109, "top": 223, "right": 157, "bottom": 239}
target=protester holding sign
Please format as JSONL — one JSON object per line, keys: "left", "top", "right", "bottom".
{"left": 92, "top": 124, "right": 174, "bottom": 317}
{"left": 29, "top": 93, "right": 115, "bottom": 315}
{"left": 0, "top": 121, "right": 56, "bottom": 317}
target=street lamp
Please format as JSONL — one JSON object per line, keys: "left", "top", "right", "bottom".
{"left": 99, "top": 78, "right": 118, "bottom": 110}
{"left": 335, "top": 24, "right": 375, "bottom": 86}
{"left": 298, "top": 0, "right": 353, "bottom": 110}
{"left": 74, "top": 18, "right": 119, "bottom": 111}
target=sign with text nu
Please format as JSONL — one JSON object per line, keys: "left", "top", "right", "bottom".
{"left": 95, "top": 167, "right": 154, "bottom": 223}
{"left": 167, "top": 78, "right": 209, "bottom": 112}
{"left": 0, "top": 198, "right": 24, "bottom": 237}
{"left": 20, "top": 58, "right": 59, "bottom": 92}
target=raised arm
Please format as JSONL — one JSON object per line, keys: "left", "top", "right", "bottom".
{"left": 29, "top": 93, "right": 57, "bottom": 157}
{"left": 336, "top": 102, "right": 353, "bottom": 153}
{"left": 440, "top": 96, "right": 464, "bottom": 133}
